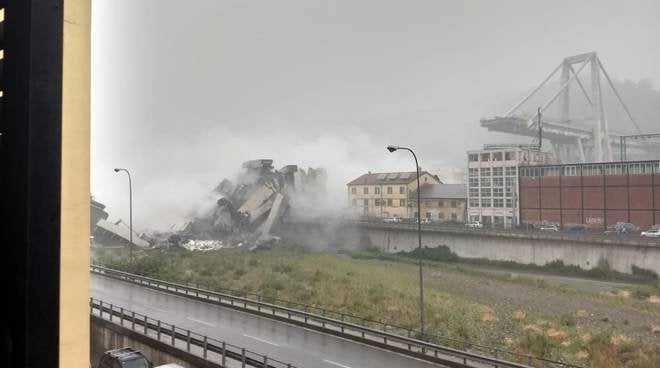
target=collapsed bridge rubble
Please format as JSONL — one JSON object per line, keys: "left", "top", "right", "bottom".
{"left": 166, "top": 159, "right": 327, "bottom": 250}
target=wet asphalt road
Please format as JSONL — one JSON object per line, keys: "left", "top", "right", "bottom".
{"left": 91, "top": 274, "right": 444, "bottom": 368}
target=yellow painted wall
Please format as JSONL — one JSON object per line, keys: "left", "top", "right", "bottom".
{"left": 60, "top": 0, "right": 91, "bottom": 367}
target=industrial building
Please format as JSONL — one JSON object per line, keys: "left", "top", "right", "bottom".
{"left": 519, "top": 160, "right": 660, "bottom": 230}
{"left": 467, "top": 146, "right": 553, "bottom": 227}
{"left": 347, "top": 171, "right": 441, "bottom": 219}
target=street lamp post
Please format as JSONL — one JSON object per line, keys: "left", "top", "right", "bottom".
{"left": 387, "top": 145, "right": 425, "bottom": 336}
{"left": 114, "top": 168, "right": 133, "bottom": 264}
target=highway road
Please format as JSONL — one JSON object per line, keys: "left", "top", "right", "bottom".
{"left": 91, "top": 273, "right": 445, "bottom": 368}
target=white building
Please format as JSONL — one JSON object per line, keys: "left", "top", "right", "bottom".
{"left": 467, "top": 147, "right": 553, "bottom": 228}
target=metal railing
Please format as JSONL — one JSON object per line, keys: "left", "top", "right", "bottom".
{"left": 91, "top": 265, "right": 583, "bottom": 368}
{"left": 90, "top": 297, "right": 296, "bottom": 368}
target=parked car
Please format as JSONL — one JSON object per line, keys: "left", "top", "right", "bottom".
{"left": 466, "top": 221, "right": 483, "bottom": 229}
{"left": 605, "top": 222, "right": 639, "bottom": 234}
{"left": 563, "top": 224, "right": 588, "bottom": 234}
{"left": 415, "top": 217, "right": 431, "bottom": 224}
{"left": 539, "top": 224, "right": 560, "bottom": 232}
{"left": 641, "top": 228, "right": 660, "bottom": 238}
{"left": 382, "top": 217, "right": 402, "bottom": 223}
{"left": 97, "top": 348, "right": 151, "bottom": 368}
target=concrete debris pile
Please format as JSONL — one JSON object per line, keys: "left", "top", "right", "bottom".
{"left": 172, "top": 159, "right": 326, "bottom": 249}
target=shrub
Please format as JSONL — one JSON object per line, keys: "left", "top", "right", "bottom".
{"left": 631, "top": 265, "right": 658, "bottom": 280}
{"left": 559, "top": 313, "right": 576, "bottom": 327}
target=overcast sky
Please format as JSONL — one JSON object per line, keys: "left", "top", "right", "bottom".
{"left": 91, "top": 0, "right": 660, "bottom": 230}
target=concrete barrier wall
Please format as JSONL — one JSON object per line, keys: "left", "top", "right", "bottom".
{"left": 279, "top": 221, "right": 660, "bottom": 275}
{"left": 91, "top": 315, "right": 220, "bottom": 368}
{"left": 363, "top": 227, "right": 660, "bottom": 274}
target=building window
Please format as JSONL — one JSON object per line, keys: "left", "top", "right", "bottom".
{"left": 469, "top": 153, "right": 479, "bottom": 162}
{"left": 468, "top": 178, "right": 479, "bottom": 187}
{"left": 604, "top": 163, "right": 626, "bottom": 175}
{"left": 451, "top": 201, "right": 457, "bottom": 208}
{"left": 562, "top": 166, "right": 579, "bottom": 176}
{"left": 493, "top": 177, "right": 503, "bottom": 187}
{"left": 481, "top": 178, "right": 491, "bottom": 187}
{"left": 481, "top": 187, "right": 491, "bottom": 197}
{"left": 363, "top": 199, "right": 369, "bottom": 206}
{"left": 505, "top": 151, "right": 515, "bottom": 160}
{"left": 469, "top": 188, "right": 478, "bottom": 197}
{"left": 387, "top": 198, "right": 393, "bottom": 206}
{"left": 374, "top": 199, "right": 381, "bottom": 206}
{"left": 506, "top": 166, "right": 517, "bottom": 176}
{"left": 541, "top": 166, "right": 560, "bottom": 176}
{"left": 438, "top": 213, "right": 445, "bottom": 219}
{"left": 481, "top": 153, "right": 491, "bottom": 162}
{"left": 493, "top": 188, "right": 503, "bottom": 197}
{"left": 505, "top": 177, "right": 516, "bottom": 187}
{"left": 469, "top": 198, "right": 479, "bottom": 207}
{"left": 451, "top": 213, "right": 457, "bottom": 220}
{"left": 375, "top": 187, "right": 380, "bottom": 194}
{"left": 506, "top": 198, "right": 513, "bottom": 208}
{"left": 438, "top": 200, "right": 445, "bottom": 207}
{"left": 493, "top": 199, "right": 504, "bottom": 207}
{"left": 629, "top": 162, "right": 654, "bottom": 175}
{"left": 351, "top": 187, "right": 356, "bottom": 194}
{"left": 387, "top": 186, "right": 393, "bottom": 194}
{"left": 469, "top": 168, "right": 478, "bottom": 177}
{"left": 493, "top": 152, "right": 503, "bottom": 161}
{"left": 480, "top": 168, "right": 491, "bottom": 177}
{"left": 482, "top": 198, "right": 492, "bottom": 207}
{"left": 583, "top": 164, "right": 602, "bottom": 176}
{"left": 400, "top": 199, "right": 406, "bottom": 207}
{"left": 492, "top": 167, "right": 503, "bottom": 176}
{"left": 425, "top": 212, "right": 432, "bottom": 219}
{"left": 363, "top": 187, "right": 369, "bottom": 194}
{"left": 352, "top": 199, "right": 357, "bottom": 206}
{"left": 399, "top": 186, "right": 405, "bottom": 194}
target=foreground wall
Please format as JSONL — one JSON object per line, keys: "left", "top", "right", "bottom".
{"left": 91, "top": 316, "right": 219, "bottom": 368}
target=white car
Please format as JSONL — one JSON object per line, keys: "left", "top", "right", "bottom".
{"left": 539, "top": 224, "right": 560, "bottom": 232}
{"left": 641, "top": 229, "right": 660, "bottom": 238}
{"left": 466, "top": 221, "right": 483, "bottom": 228}
{"left": 415, "top": 218, "right": 431, "bottom": 224}
{"left": 382, "top": 217, "right": 402, "bottom": 223}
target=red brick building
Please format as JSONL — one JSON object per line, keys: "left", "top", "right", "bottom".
{"left": 519, "top": 160, "right": 660, "bottom": 230}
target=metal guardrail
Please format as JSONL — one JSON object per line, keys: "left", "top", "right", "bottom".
{"left": 91, "top": 265, "right": 583, "bottom": 368}
{"left": 90, "top": 297, "right": 296, "bottom": 368}
{"left": 311, "top": 219, "right": 660, "bottom": 247}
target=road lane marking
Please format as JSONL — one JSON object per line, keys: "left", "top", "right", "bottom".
{"left": 242, "top": 334, "right": 280, "bottom": 347}
{"left": 322, "top": 359, "right": 352, "bottom": 368}
{"left": 142, "top": 304, "right": 166, "bottom": 313}
{"left": 186, "top": 317, "right": 216, "bottom": 327}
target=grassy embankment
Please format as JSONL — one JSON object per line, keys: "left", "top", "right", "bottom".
{"left": 97, "top": 247, "right": 660, "bottom": 368}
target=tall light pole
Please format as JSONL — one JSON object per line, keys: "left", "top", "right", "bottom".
{"left": 387, "top": 145, "right": 425, "bottom": 336}
{"left": 114, "top": 168, "right": 133, "bottom": 264}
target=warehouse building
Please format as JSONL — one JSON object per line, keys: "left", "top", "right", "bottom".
{"left": 519, "top": 160, "right": 660, "bottom": 230}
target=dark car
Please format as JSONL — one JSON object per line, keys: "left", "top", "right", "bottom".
{"left": 563, "top": 224, "right": 588, "bottom": 234}
{"left": 97, "top": 348, "right": 152, "bottom": 368}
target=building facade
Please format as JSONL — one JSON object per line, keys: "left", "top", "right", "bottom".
{"left": 347, "top": 171, "right": 441, "bottom": 219}
{"left": 410, "top": 184, "right": 467, "bottom": 222}
{"left": 519, "top": 160, "right": 660, "bottom": 230}
{"left": 467, "top": 147, "right": 553, "bottom": 227}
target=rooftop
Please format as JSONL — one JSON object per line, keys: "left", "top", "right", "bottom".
{"left": 347, "top": 171, "right": 440, "bottom": 186}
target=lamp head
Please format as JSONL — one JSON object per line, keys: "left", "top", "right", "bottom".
{"left": 387, "top": 145, "right": 398, "bottom": 153}
{"left": 114, "top": 168, "right": 120, "bottom": 172}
